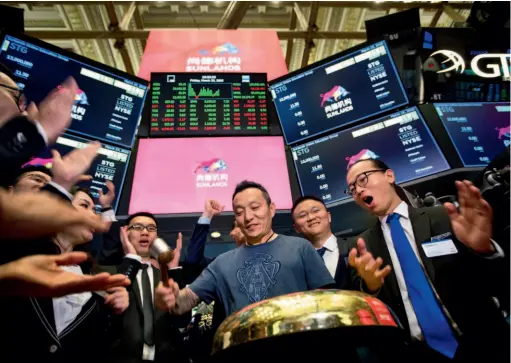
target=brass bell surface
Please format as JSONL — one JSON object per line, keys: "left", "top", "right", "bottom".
{"left": 212, "top": 289, "right": 402, "bottom": 355}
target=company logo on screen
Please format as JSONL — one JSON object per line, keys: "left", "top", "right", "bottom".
{"left": 22, "top": 157, "right": 53, "bottom": 169}
{"left": 430, "top": 50, "right": 466, "bottom": 74}
{"left": 345, "top": 149, "right": 379, "bottom": 170}
{"left": 496, "top": 125, "right": 511, "bottom": 147}
{"left": 429, "top": 50, "right": 511, "bottom": 78}
{"left": 187, "top": 43, "right": 242, "bottom": 72}
{"left": 57, "top": 85, "right": 89, "bottom": 121}
{"left": 75, "top": 89, "right": 89, "bottom": 106}
{"left": 320, "top": 85, "right": 354, "bottom": 119}
{"left": 195, "top": 158, "right": 229, "bottom": 188}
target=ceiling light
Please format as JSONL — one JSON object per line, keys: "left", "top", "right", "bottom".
{"left": 211, "top": 231, "right": 221, "bottom": 239}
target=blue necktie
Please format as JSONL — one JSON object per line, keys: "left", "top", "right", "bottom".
{"left": 317, "top": 247, "right": 327, "bottom": 257}
{"left": 387, "top": 213, "right": 458, "bottom": 359}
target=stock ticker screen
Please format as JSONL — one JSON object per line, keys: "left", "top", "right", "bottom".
{"left": 26, "top": 133, "right": 131, "bottom": 212}
{"left": 292, "top": 107, "right": 450, "bottom": 205}
{"left": 434, "top": 102, "right": 511, "bottom": 167}
{"left": 0, "top": 34, "right": 148, "bottom": 148}
{"left": 269, "top": 40, "right": 409, "bottom": 145}
{"left": 149, "top": 73, "right": 270, "bottom": 136}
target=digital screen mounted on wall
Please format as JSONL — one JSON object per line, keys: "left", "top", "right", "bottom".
{"left": 291, "top": 107, "right": 450, "bottom": 205}
{"left": 0, "top": 33, "right": 149, "bottom": 148}
{"left": 269, "top": 40, "right": 409, "bottom": 145}
{"left": 129, "top": 137, "right": 292, "bottom": 214}
{"left": 149, "top": 73, "right": 270, "bottom": 136}
{"left": 24, "top": 133, "right": 131, "bottom": 212}
{"left": 434, "top": 102, "right": 511, "bottom": 166}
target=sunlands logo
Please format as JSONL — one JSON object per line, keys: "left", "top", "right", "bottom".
{"left": 496, "top": 125, "right": 511, "bottom": 147}
{"left": 75, "top": 89, "right": 89, "bottom": 105}
{"left": 320, "top": 85, "right": 349, "bottom": 107}
{"left": 345, "top": 149, "right": 379, "bottom": 171}
{"left": 195, "top": 158, "right": 229, "bottom": 188}
{"left": 199, "top": 43, "right": 239, "bottom": 56}
{"left": 22, "top": 157, "right": 53, "bottom": 169}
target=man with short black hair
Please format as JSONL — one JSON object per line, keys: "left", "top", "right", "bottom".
{"left": 346, "top": 158, "right": 509, "bottom": 363}
{"left": 155, "top": 180, "right": 334, "bottom": 319}
{"left": 292, "top": 195, "right": 352, "bottom": 289}
{"left": 9, "top": 165, "right": 52, "bottom": 193}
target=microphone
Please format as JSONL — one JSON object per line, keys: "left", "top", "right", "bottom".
{"left": 149, "top": 238, "right": 174, "bottom": 287}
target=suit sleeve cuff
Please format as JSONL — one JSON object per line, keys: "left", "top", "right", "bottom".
{"left": 198, "top": 216, "right": 211, "bottom": 225}
{"left": 125, "top": 254, "right": 142, "bottom": 262}
{"left": 33, "top": 120, "right": 49, "bottom": 146}
{"left": 480, "top": 239, "right": 505, "bottom": 260}
{"left": 169, "top": 266, "right": 183, "bottom": 270}
{"left": 101, "top": 208, "right": 117, "bottom": 222}
{"left": 48, "top": 181, "right": 73, "bottom": 201}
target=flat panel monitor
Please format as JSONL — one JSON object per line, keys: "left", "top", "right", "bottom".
{"left": 0, "top": 33, "right": 149, "bottom": 148}
{"left": 269, "top": 39, "right": 409, "bottom": 145}
{"left": 25, "top": 133, "right": 131, "bottom": 212}
{"left": 129, "top": 137, "right": 292, "bottom": 214}
{"left": 434, "top": 102, "right": 511, "bottom": 166}
{"left": 149, "top": 73, "right": 270, "bottom": 136}
{"left": 291, "top": 107, "right": 450, "bottom": 205}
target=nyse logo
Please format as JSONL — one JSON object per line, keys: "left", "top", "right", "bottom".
{"left": 430, "top": 49, "right": 511, "bottom": 78}
{"left": 9, "top": 43, "right": 28, "bottom": 54}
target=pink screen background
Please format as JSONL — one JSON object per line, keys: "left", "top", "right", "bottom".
{"left": 137, "top": 29, "right": 288, "bottom": 81}
{"left": 129, "top": 137, "right": 293, "bottom": 214}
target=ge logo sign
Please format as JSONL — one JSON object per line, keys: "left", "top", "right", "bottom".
{"left": 430, "top": 49, "right": 511, "bottom": 78}
{"left": 430, "top": 50, "right": 466, "bottom": 74}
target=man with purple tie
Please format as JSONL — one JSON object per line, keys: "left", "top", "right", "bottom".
{"left": 346, "top": 158, "right": 509, "bottom": 363}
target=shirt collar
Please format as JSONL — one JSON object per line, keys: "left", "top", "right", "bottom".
{"left": 319, "top": 234, "right": 338, "bottom": 252}
{"left": 379, "top": 201, "right": 409, "bottom": 225}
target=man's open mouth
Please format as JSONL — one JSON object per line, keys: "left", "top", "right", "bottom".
{"left": 363, "top": 196, "right": 374, "bottom": 206}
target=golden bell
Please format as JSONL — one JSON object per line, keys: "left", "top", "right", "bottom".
{"left": 212, "top": 290, "right": 406, "bottom": 362}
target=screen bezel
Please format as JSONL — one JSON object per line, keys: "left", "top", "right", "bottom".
{"left": 290, "top": 106, "right": 450, "bottom": 206}
{"left": 0, "top": 31, "right": 149, "bottom": 149}
{"left": 268, "top": 38, "right": 410, "bottom": 145}
{"left": 429, "top": 102, "right": 510, "bottom": 167}
{"left": 148, "top": 72, "right": 272, "bottom": 138}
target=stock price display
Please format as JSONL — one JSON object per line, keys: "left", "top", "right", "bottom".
{"left": 150, "top": 73, "right": 270, "bottom": 136}
{"left": 434, "top": 102, "right": 511, "bottom": 166}
{"left": 292, "top": 107, "right": 450, "bottom": 205}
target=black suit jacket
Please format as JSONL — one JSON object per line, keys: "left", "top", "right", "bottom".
{"left": 353, "top": 206, "right": 509, "bottom": 362}
{"left": 333, "top": 236, "right": 354, "bottom": 290}
{"left": 100, "top": 259, "right": 187, "bottom": 363}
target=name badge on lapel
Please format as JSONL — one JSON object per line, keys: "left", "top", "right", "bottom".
{"left": 422, "top": 233, "right": 458, "bottom": 258}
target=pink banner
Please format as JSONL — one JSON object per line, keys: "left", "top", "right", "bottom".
{"left": 138, "top": 30, "right": 288, "bottom": 81}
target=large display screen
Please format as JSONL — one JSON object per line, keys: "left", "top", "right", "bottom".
{"left": 149, "top": 73, "right": 269, "bottom": 136}
{"left": 24, "top": 133, "right": 131, "bottom": 212}
{"left": 269, "top": 40, "right": 408, "bottom": 145}
{"left": 434, "top": 102, "right": 511, "bottom": 167}
{"left": 129, "top": 137, "right": 292, "bottom": 214}
{"left": 292, "top": 107, "right": 450, "bottom": 204}
{"left": 0, "top": 34, "right": 149, "bottom": 148}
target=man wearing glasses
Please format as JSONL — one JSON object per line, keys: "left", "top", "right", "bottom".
{"left": 102, "top": 212, "right": 186, "bottom": 363}
{"left": 0, "top": 61, "right": 77, "bottom": 186}
{"left": 8, "top": 164, "right": 52, "bottom": 193}
{"left": 346, "top": 158, "right": 509, "bottom": 363}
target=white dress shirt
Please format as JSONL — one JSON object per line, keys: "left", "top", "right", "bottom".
{"left": 127, "top": 255, "right": 156, "bottom": 361}
{"left": 379, "top": 201, "right": 505, "bottom": 341}
{"left": 52, "top": 265, "right": 92, "bottom": 336}
{"left": 316, "top": 234, "right": 339, "bottom": 278}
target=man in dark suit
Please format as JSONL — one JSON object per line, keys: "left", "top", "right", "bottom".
{"left": 292, "top": 195, "right": 353, "bottom": 290}
{"left": 346, "top": 158, "right": 509, "bottom": 363}
{"left": 102, "top": 212, "right": 187, "bottom": 363}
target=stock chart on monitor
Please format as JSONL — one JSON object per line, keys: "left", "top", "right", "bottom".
{"left": 269, "top": 40, "right": 409, "bottom": 145}
{"left": 434, "top": 102, "right": 511, "bottom": 167}
{"left": 149, "top": 73, "right": 270, "bottom": 136}
{"left": 291, "top": 107, "right": 450, "bottom": 205}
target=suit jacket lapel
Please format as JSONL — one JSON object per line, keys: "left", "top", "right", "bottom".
{"left": 408, "top": 207, "right": 435, "bottom": 282}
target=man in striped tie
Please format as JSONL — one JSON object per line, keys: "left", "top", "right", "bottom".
{"left": 345, "top": 158, "right": 509, "bottom": 363}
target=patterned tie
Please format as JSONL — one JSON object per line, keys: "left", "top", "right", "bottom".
{"left": 387, "top": 213, "right": 458, "bottom": 358}
{"left": 317, "top": 247, "right": 327, "bottom": 258}
{"left": 141, "top": 264, "right": 155, "bottom": 346}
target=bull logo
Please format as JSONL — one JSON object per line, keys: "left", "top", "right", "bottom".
{"left": 236, "top": 253, "right": 280, "bottom": 303}
{"left": 345, "top": 149, "right": 379, "bottom": 170}
{"left": 430, "top": 50, "right": 466, "bottom": 74}
{"left": 22, "top": 157, "right": 53, "bottom": 168}
{"left": 320, "top": 85, "right": 349, "bottom": 107}
{"left": 194, "top": 158, "right": 227, "bottom": 173}
{"left": 496, "top": 125, "right": 511, "bottom": 147}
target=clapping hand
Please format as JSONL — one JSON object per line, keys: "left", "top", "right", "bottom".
{"left": 98, "top": 181, "right": 116, "bottom": 209}
{"left": 120, "top": 226, "right": 137, "bottom": 255}
{"left": 348, "top": 238, "right": 392, "bottom": 293}
{"left": 104, "top": 286, "right": 129, "bottom": 314}
{"left": 445, "top": 180, "right": 494, "bottom": 254}
{"left": 168, "top": 233, "right": 182, "bottom": 268}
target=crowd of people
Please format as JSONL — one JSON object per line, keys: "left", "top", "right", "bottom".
{"left": 0, "top": 61, "right": 509, "bottom": 363}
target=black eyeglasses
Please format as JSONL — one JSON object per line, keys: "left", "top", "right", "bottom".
{"left": 0, "top": 83, "right": 26, "bottom": 112}
{"left": 345, "top": 169, "right": 385, "bottom": 195}
{"left": 128, "top": 223, "right": 158, "bottom": 233}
